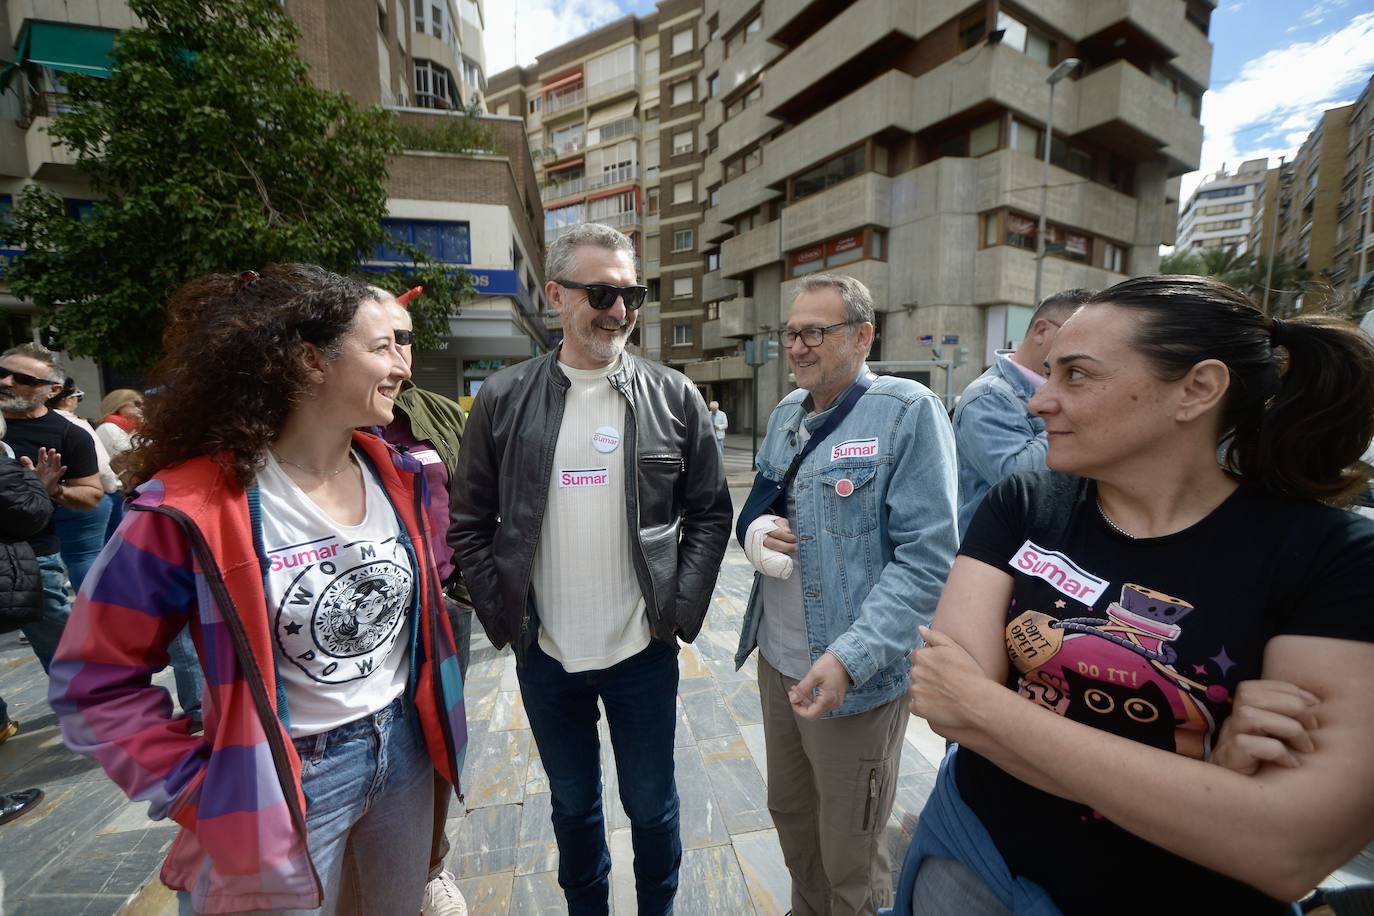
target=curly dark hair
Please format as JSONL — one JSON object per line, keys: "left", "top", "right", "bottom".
{"left": 127, "top": 263, "right": 379, "bottom": 487}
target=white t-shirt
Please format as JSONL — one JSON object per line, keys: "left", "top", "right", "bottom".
{"left": 531, "top": 357, "right": 650, "bottom": 672}
{"left": 258, "top": 451, "right": 414, "bottom": 737}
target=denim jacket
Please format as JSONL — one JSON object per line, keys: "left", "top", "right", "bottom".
{"left": 952, "top": 351, "right": 1046, "bottom": 537}
{"left": 734, "top": 368, "right": 960, "bottom": 717}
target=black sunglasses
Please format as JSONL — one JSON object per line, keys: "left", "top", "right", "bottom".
{"left": 557, "top": 280, "right": 648, "bottom": 311}
{"left": 0, "top": 365, "right": 60, "bottom": 387}
{"left": 394, "top": 329, "right": 414, "bottom": 347}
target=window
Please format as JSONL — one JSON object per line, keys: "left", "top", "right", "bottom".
{"left": 707, "top": 73, "right": 719, "bottom": 98}
{"left": 672, "top": 277, "right": 693, "bottom": 299}
{"left": 1046, "top": 225, "right": 1090, "bottom": 262}
{"left": 724, "top": 83, "right": 762, "bottom": 121}
{"left": 587, "top": 191, "right": 636, "bottom": 222}
{"left": 724, "top": 14, "right": 761, "bottom": 57}
{"left": 1103, "top": 241, "right": 1126, "bottom": 273}
{"left": 375, "top": 219, "right": 471, "bottom": 264}
{"left": 1010, "top": 119, "right": 1042, "bottom": 156}
{"left": 969, "top": 120, "right": 999, "bottom": 157}
{"left": 786, "top": 229, "right": 884, "bottom": 278}
{"left": 706, "top": 250, "right": 720, "bottom": 272}
{"left": 65, "top": 198, "right": 96, "bottom": 221}
{"left": 413, "top": 59, "right": 455, "bottom": 109}
{"left": 793, "top": 147, "right": 864, "bottom": 201}
{"left": 671, "top": 80, "right": 693, "bottom": 107}
{"left": 646, "top": 187, "right": 660, "bottom": 215}
{"left": 673, "top": 321, "right": 693, "bottom": 345}
{"left": 982, "top": 212, "right": 999, "bottom": 247}
{"left": 645, "top": 45, "right": 659, "bottom": 74}
{"left": 672, "top": 229, "right": 694, "bottom": 252}
{"left": 672, "top": 129, "right": 694, "bottom": 156}
{"left": 1005, "top": 212, "right": 1037, "bottom": 250}
{"left": 708, "top": 187, "right": 720, "bottom": 206}
{"left": 996, "top": 12, "right": 1053, "bottom": 66}
{"left": 378, "top": 7, "right": 387, "bottom": 34}
{"left": 528, "top": 96, "right": 541, "bottom": 114}
{"left": 673, "top": 180, "right": 694, "bottom": 205}
{"left": 586, "top": 44, "right": 636, "bottom": 95}
{"left": 672, "top": 28, "right": 693, "bottom": 57}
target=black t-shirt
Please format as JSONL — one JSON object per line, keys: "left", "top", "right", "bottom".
{"left": 955, "top": 471, "right": 1374, "bottom": 914}
{"left": 4, "top": 410, "right": 100, "bottom": 556}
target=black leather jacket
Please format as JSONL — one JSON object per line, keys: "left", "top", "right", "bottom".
{"left": 450, "top": 350, "right": 733, "bottom": 662}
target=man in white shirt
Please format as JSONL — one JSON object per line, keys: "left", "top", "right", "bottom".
{"left": 451, "top": 223, "right": 732, "bottom": 916}
{"left": 708, "top": 400, "right": 728, "bottom": 455}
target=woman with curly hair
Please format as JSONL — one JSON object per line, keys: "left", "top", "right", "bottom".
{"left": 48, "top": 264, "right": 467, "bottom": 915}
{"left": 905, "top": 275, "right": 1374, "bottom": 915}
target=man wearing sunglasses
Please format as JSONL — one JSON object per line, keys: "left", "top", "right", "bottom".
{"left": 734, "top": 274, "right": 960, "bottom": 916}
{"left": 0, "top": 343, "right": 103, "bottom": 675}
{"left": 451, "top": 223, "right": 731, "bottom": 916}
{"left": 952, "top": 288, "right": 1094, "bottom": 537}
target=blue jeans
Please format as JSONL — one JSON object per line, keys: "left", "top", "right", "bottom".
{"left": 177, "top": 695, "right": 434, "bottom": 916}
{"left": 22, "top": 553, "right": 71, "bottom": 673}
{"left": 53, "top": 494, "right": 114, "bottom": 593}
{"left": 167, "top": 626, "right": 204, "bottom": 718}
{"left": 518, "top": 638, "right": 682, "bottom": 916}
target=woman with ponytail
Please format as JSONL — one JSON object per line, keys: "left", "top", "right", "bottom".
{"left": 905, "top": 275, "right": 1374, "bottom": 914}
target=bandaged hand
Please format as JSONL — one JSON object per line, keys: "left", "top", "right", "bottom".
{"left": 744, "top": 514, "right": 796, "bottom": 579}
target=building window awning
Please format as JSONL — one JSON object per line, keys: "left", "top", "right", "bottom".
{"left": 542, "top": 69, "right": 583, "bottom": 93}
{"left": 587, "top": 98, "right": 636, "bottom": 130}
{"left": 10, "top": 20, "right": 119, "bottom": 84}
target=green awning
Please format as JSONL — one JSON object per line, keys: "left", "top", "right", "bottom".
{"left": 22, "top": 20, "right": 117, "bottom": 76}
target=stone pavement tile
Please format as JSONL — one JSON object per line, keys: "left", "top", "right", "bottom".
{"left": 697, "top": 735, "right": 771, "bottom": 835}
{"left": 462, "top": 726, "right": 530, "bottom": 808}
{"left": 731, "top": 828, "right": 791, "bottom": 916}
{"left": 514, "top": 792, "right": 558, "bottom": 877}
{"left": 904, "top": 713, "right": 948, "bottom": 770}
{"left": 678, "top": 678, "right": 739, "bottom": 741}
{"left": 609, "top": 827, "right": 635, "bottom": 916}
{"left": 722, "top": 679, "right": 763, "bottom": 726}
{"left": 446, "top": 803, "right": 522, "bottom": 878}
{"left": 510, "top": 870, "right": 564, "bottom": 913}
{"left": 488, "top": 690, "right": 529, "bottom": 731}
{"left": 36, "top": 827, "right": 174, "bottom": 898}
{"left": 16, "top": 892, "right": 129, "bottom": 915}
{"left": 674, "top": 845, "right": 755, "bottom": 915}
{"left": 679, "top": 642, "right": 712, "bottom": 679}
{"left": 525, "top": 741, "right": 549, "bottom": 795}
{"left": 455, "top": 868, "right": 514, "bottom": 916}
{"left": 739, "top": 723, "right": 769, "bottom": 785}
{"left": 1, "top": 779, "right": 132, "bottom": 903}
{"left": 675, "top": 745, "right": 731, "bottom": 850}
{"left": 674, "top": 697, "right": 696, "bottom": 749}
{"left": 888, "top": 768, "right": 938, "bottom": 840}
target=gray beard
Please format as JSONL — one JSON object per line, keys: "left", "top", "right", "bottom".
{"left": 0, "top": 390, "right": 47, "bottom": 413}
{"left": 577, "top": 324, "right": 630, "bottom": 363}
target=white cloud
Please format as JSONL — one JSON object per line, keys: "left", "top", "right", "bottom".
{"left": 484, "top": 0, "right": 629, "bottom": 77}
{"left": 1180, "top": 11, "right": 1374, "bottom": 202}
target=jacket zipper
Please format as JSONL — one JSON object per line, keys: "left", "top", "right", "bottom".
{"left": 516, "top": 384, "right": 566, "bottom": 660}
{"left": 615, "top": 380, "right": 663, "bottom": 629}
{"left": 410, "top": 474, "right": 463, "bottom": 801}
{"left": 140, "top": 504, "right": 323, "bottom": 901}
{"left": 862, "top": 767, "right": 879, "bottom": 832}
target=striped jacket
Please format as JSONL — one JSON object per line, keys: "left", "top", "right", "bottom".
{"left": 49, "top": 432, "right": 467, "bottom": 914}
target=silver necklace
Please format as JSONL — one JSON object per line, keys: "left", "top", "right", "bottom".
{"left": 273, "top": 450, "right": 355, "bottom": 480}
{"left": 1096, "top": 497, "right": 1139, "bottom": 539}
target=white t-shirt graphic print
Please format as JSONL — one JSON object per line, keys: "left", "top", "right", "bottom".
{"left": 258, "top": 452, "right": 414, "bottom": 737}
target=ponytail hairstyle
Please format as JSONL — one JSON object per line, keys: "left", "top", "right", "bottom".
{"left": 1090, "top": 275, "right": 1374, "bottom": 505}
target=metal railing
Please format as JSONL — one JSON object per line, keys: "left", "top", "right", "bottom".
{"left": 545, "top": 87, "right": 586, "bottom": 115}
{"left": 551, "top": 134, "right": 586, "bottom": 157}
{"left": 590, "top": 210, "right": 640, "bottom": 230}
{"left": 589, "top": 117, "right": 639, "bottom": 145}
{"left": 586, "top": 164, "right": 639, "bottom": 191}
{"left": 542, "top": 175, "right": 586, "bottom": 199}
{"left": 587, "top": 71, "right": 638, "bottom": 101}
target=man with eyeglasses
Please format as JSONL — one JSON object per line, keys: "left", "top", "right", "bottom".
{"left": 0, "top": 343, "right": 102, "bottom": 674}
{"left": 734, "top": 273, "right": 959, "bottom": 916}
{"left": 952, "top": 288, "right": 1095, "bottom": 537}
{"left": 451, "top": 223, "right": 731, "bottom": 916}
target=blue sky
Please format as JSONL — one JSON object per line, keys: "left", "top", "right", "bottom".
{"left": 485, "top": 1, "right": 1374, "bottom": 202}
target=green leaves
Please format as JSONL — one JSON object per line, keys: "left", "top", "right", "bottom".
{"left": 4, "top": 0, "right": 454, "bottom": 369}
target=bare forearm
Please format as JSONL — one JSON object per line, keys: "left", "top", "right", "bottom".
{"left": 962, "top": 680, "right": 1325, "bottom": 900}
{"left": 57, "top": 483, "right": 102, "bottom": 510}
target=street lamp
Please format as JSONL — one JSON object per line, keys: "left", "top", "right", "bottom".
{"left": 1033, "top": 57, "right": 1081, "bottom": 309}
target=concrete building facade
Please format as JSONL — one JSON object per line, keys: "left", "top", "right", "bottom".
{"left": 0, "top": 0, "right": 544, "bottom": 403}
{"left": 485, "top": 0, "right": 707, "bottom": 370}
{"left": 688, "top": 0, "right": 1210, "bottom": 430}
{"left": 1175, "top": 158, "right": 1267, "bottom": 254}
{"left": 1330, "top": 75, "right": 1374, "bottom": 310}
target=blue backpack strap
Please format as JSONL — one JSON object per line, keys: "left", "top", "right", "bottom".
{"left": 247, "top": 485, "right": 291, "bottom": 731}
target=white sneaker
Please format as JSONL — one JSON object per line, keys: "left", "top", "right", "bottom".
{"left": 420, "top": 870, "right": 468, "bottom": 916}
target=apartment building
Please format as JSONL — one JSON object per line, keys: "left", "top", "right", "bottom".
{"left": 484, "top": 0, "right": 707, "bottom": 369}
{"left": 0, "top": 0, "right": 542, "bottom": 402}
{"left": 689, "top": 0, "right": 1209, "bottom": 430}
{"left": 1331, "top": 74, "right": 1374, "bottom": 308}
{"left": 1175, "top": 158, "right": 1267, "bottom": 254}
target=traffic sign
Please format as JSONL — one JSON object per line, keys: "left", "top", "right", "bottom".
{"left": 918, "top": 334, "right": 933, "bottom": 346}
{"left": 942, "top": 334, "right": 960, "bottom": 345}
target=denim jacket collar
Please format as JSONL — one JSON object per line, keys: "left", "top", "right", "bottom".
{"left": 993, "top": 351, "right": 1038, "bottom": 402}
{"left": 792, "top": 363, "right": 874, "bottom": 434}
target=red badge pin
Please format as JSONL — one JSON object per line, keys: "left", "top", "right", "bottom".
{"left": 835, "top": 478, "right": 854, "bottom": 498}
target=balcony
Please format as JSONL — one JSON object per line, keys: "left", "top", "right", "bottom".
{"left": 701, "top": 207, "right": 732, "bottom": 244}
{"left": 1075, "top": 59, "right": 1202, "bottom": 175}
{"left": 716, "top": 163, "right": 781, "bottom": 224}
{"left": 588, "top": 117, "right": 639, "bottom": 146}
{"left": 586, "top": 163, "right": 640, "bottom": 191}
{"left": 1080, "top": 0, "right": 1212, "bottom": 89}
{"left": 24, "top": 115, "right": 77, "bottom": 179}
{"left": 686, "top": 353, "right": 750, "bottom": 383}
{"left": 718, "top": 297, "right": 754, "bottom": 338}
{"left": 702, "top": 269, "right": 739, "bottom": 303}
{"left": 701, "top": 319, "right": 726, "bottom": 352}
{"left": 973, "top": 245, "right": 1124, "bottom": 307}
{"left": 782, "top": 172, "right": 892, "bottom": 252}
{"left": 590, "top": 210, "right": 641, "bottom": 231}
{"left": 541, "top": 174, "right": 586, "bottom": 202}
{"left": 781, "top": 258, "right": 890, "bottom": 315}
{"left": 721, "top": 220, "right": 781, "bottom": 278}
{"left": 545, "top": 87, "right": 586, "bottom": 117}
{"left": 587, "top": 71, "right": 639, "bottom": 103}
{"left": 975, "top": 149, "right": 1138, "bottom": 245}
{"left": 549, "top": 134, "right": 587, "bottom": 158}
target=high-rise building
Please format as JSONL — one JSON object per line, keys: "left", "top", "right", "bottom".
{"left": 485, "top": 0, "right": 707, "bottom": 369}
{"left": 1330, "top": 74, "right": 1374, "bottom": 308}
{"left": 691, "top": 0, "right": 1210, "bottom": 427}
{"left": 1175, "top": 158, "right": 1268, "bottom": 254}
{"left": 0, "top": 0, "right": 544, "bottom": 402}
